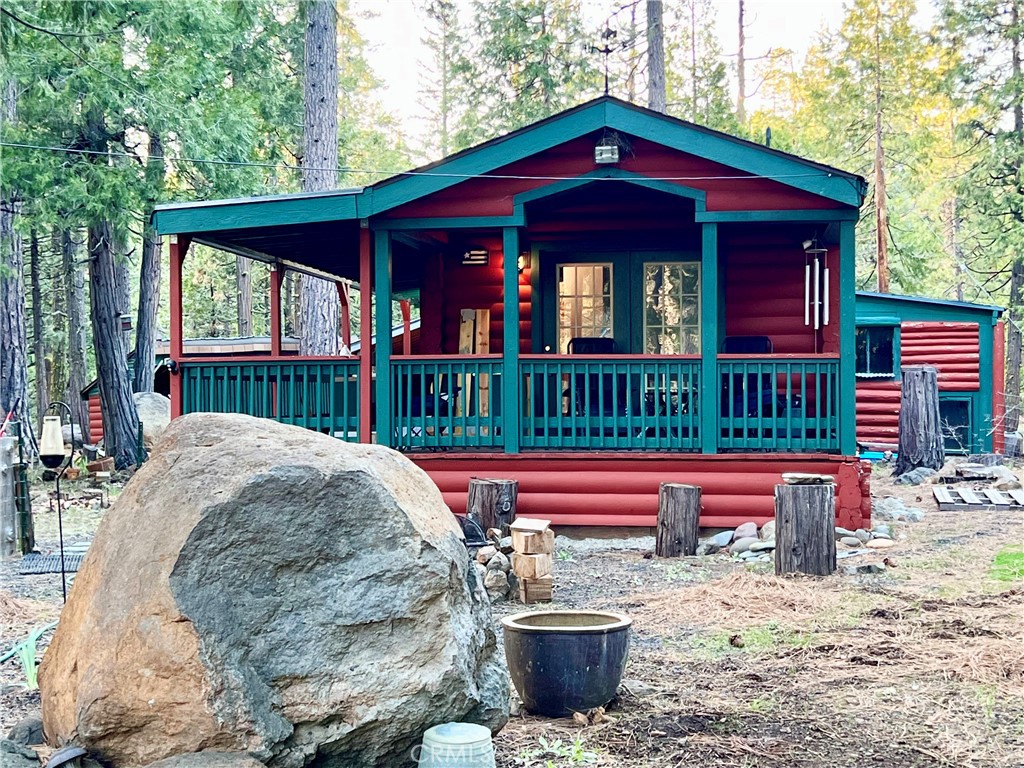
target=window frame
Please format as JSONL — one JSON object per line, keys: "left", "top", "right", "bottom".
{"left": 855, "top": 317, "right": 901, "bottom": 380}
{"left": 555, "top": 262, "right": 615, "bottom": 353}
{"left": 641, "top": 261, "right": 702, "bottom": 355}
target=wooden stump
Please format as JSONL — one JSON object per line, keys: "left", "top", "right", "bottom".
{"left": 774, "top": 483, "right": 836, "bottom": 576}
{"left": 466, "top": 478, "right": 518, "bottom": 535}
{"left": 655, "top": 483, "right": 700, "bottom": 557}
{"left": 893, "top": 365, "right": 944, "bottom": 477}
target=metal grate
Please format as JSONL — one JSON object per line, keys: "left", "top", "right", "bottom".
{"left": 18, "top": 553, "right": 86, "bottom": 575}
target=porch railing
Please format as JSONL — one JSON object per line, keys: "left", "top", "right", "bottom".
{"left": 390, "top": 356, "right": 503, "bottom": 449}
{"left": 717, "top": 357, "right": 839, "bottom": 452}
{"left": 519, "top": 357, "right": 701, "bottom": 451}
{"left": 181, "top": 359, "right": 360, "bottom": 439}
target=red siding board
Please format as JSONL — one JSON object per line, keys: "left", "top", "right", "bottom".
{"left": 415, "top": 453, "right": 870, "bottom": 530}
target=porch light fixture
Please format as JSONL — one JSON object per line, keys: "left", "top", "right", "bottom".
{"left": 462, "top": 247, "right": 489, "bottom": 266}
{"left": 594, "top": 142, "right": 619, "bottom": 164}
{"left": 517, "top": 252, "right": 529, "bottom": 274}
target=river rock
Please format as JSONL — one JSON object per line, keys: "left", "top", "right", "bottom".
{"left": 39, "top": 414, "right": 507, "bottom": 768}
{"left": 749, "top": 540, "right": 775, "bottom": 552}
{"left": 476, "top": 545, "right": 498, "bottom": 564}
{"left": 695, "top": 540, "right": 720, "bottom": 556}
{"left": 483, "top": 568, "right": 509, "bottom": 593}
{"left": 894, "top": 466, "right": 937, "bottom": 485}
{"left": 132, "top": 391, "right": 172, "bottom": 450}
{"left": 835, "top": 526, "right": 856, "bottom": 539}
{"left": 871, "top": 524, "right": 892, "bottom": 538}
{"left": 842, "top": 563, "right": 886, "bottom": 575}
{"left": 730, "top": 536, "right": 759, "bottom": 554}
{"left": 854, "top": 529, "right": 872, "bottom": 544}
{"left": 759, "top": 520, "right": 776, "bottom": 541}
{"left": 486, "top": 551, "right": 510, "bottom": 572}
{"left": 873, "top": 497, "right": 925, "bottom": 523}
{"left": 710, "top": 530, "right": 734, "bottom": 547}
{"left": 0, "top": 740, "right": 38, "bottom": 768}
{"left": 840, "top": 536, "right": 862, "bottom": 548}
{"left": 866, "top": 537, "right": 895, "bottom": 549}
{"left": 733, "top": 522, "right": 758, "bottom": 541}
{"left": 6, "top": 715, "right": 43, "bottom": 746}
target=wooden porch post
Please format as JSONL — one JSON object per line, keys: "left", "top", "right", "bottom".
{"left": 374, "top": 229, "right": 393, "bottom": 445}
{"left": 269, "top": 264, "right": 283, "bottom": 358}
{"left": 359, "top": 227, "right": 372, "bottom": 443}
{"left": 399, "top": 299, "right": 412, "bottom": 355}
{"left": 168, "top": 235, "right": 190, "bottom": 419}
{"left": 700, "top": 223, "right": 719, "bottom": 454}
{"left": 838, "top": 220, "right": 857, "bottom": 455}
{"left": 502, "top": 227, "right": 521, "bottom": 453}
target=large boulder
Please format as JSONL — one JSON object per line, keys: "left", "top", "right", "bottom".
{"left": 132, "top": 392, "right": 171, "bottom": 449}
{"left": 40, "top": 414, "right": 507, "bottom": 768}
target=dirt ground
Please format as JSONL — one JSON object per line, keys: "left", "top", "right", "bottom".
{"left": 2, "top": 466, "right": 1022, "bottom": 768}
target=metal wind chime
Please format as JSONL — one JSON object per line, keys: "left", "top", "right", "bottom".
{"left": 803, "top": 238, "right": 830, "bottom": 353}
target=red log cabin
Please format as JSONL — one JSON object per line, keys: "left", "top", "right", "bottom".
{"left": 152, "top": 97, "right": 878, "bottom": 529}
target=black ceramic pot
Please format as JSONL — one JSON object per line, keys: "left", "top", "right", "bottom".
{"left": 501, "top": 610, "right": 632, "bottom": 717}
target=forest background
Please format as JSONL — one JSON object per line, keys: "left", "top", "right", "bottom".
{"left": 0, "top": 0, "right": 1020, "bottom": 458}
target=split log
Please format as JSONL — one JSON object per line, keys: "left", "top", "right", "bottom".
{"left": 0, "top": 437, "right": 16, "bottom": 559}
{"left": 774, "top": 483, "right": 836, "bottom": 576}
{"left": 655, "top": 483, "right": 700, "bottom": 557}
{"left": 466, "top": 478, "right": 518, "bottom": 535}
{"left": 893, "top": 365, "right": 944, "bottom": 476}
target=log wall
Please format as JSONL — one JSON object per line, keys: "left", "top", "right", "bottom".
{"left": 416, "top": 453, "right": 871, "bottom": 531}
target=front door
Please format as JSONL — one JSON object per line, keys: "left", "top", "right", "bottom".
{"left": 539, "top": 250, "right": 701, "bottom": 354}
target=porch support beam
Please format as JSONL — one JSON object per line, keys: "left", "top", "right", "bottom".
{"left": 503, "top": 226, "right": 521, "bottom": 453}
{"left": 359, "top": 228, "right": 373, "bottom": 443}
{"left": 839, "top": 220, "right": 857, "bottom": 454}
{"left": 700, "top": 223, "right": 719, "bottom": 454}
{"left": 168, "top": 235, "right": 190, "bottom": 419}
{"left": 269, "top": 264, "right": 284, "bottom": 357}
{"left": 374, "top": 229, "right": 393, "bottom": 446}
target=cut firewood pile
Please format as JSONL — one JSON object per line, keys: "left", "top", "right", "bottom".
{"left": 473, "top": 517, "right": 554, "bottom": 604}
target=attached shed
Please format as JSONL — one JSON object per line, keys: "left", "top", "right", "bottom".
{"left": 854, "top": 292, "right": 1005, "bottom": 454}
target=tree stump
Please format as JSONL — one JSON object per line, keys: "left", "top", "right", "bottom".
{"left": 466, "top": 478, "right": 518, "bottom": 535}
{"left": 655, "top": 483, "right": 700, "bottom": 557}
{"left": 774, "top": 483, "right": 836, "bottom": 576}
{"left": 893, "top": 365, "right": 944, "bottom": 477}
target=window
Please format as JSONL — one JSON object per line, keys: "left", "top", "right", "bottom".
{"left": 855, "top": 325, "right": 897, "bottom": 377}
{"left": 643, "top": 263, "right": 700, "bottom": 354}
{"left": 557, "top": 263, "right": 613, "bottom": 353}
{"left": 939, "top": 398, "right": 972, "bottom": 454}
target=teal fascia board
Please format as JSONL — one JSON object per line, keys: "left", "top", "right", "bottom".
{"left": 604, "top": 102, "right": 864, "bottom": 207}
{"left": 373, "top": 215, "right": 524, "bottom": 230}
{"left": 695, "top": 208, "right": 859, "bottom": 223}
{"left": 512, "top": 168, "right": 707, "bottom": 220}
{"left": 152, "top": 190, "right": 361, "bottom": 235}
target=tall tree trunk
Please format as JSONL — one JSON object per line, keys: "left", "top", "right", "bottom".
{"left": 62, "top": 230, "right": 90, "bottom": 443}
{"left": 647, "top": 0, "right": 666, "bottom": 113}
{"left": 237, "top": 255, "right": 253, "bottom": 336}
{"left": 299, "top": 0, "right": 341, "bottom": 356}
{"left": 89, "top": 222, "right": 140, "bottom": 468}
{"left": 873, "top": 19, "right": 890, "bottom": 293}
{"left": 1004, "top": 0, "right": 1022, "bottom": 433}
{"left": 0, "top": 81, "right": 32, "bottom": 441}
{"left": 29, "top": 232, "right": 49, "bottom": 432}
{"left": 736, "top": 0, "right": 746, "bottom": 123}
{"left": 134, "top": 134, "right": 164, "bottom": 393}
{"left": 942, "top": 197, "right": 965, "bottom": 302}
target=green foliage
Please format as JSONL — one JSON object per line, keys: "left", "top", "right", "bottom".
{"left": 452, "top": 0, "right": 601, "bottom": 150}
{"left": 517, "top": 735, "right": 598, "bottom": 766}
{"left": 0, "top": 621, "right": 58, "bottom": 690}
{"left": 665, "top": 0, "right": 737, "bottom": 132}
{"left": 991, "top": 545, "right": 1024, "bottom": 582}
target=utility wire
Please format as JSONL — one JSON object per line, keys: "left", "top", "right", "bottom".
{"left": 0, "top": 141, "right": 838, "bottom": 183}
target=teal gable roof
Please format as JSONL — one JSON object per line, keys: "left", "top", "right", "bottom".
{"left": 153, "top": 96, "right": 867, "bottom": 237}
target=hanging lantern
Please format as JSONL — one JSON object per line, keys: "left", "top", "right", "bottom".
{"left": 40, "top": 415, "right": 67, "bottom": 469}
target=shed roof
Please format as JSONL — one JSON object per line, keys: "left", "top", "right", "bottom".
{"left": 855, "top": 291, "right": 1003, "bottom": 318}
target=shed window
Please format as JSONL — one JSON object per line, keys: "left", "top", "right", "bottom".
{"left": 856, "top": 326, "right": 896, "bottom": 377}
{"left": 643, "top": 263, "right": 700, "bottom": 354}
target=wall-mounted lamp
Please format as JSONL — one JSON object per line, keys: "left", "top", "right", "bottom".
{"left": 517, "top": 253, "right": 529, "bottom": 274}
{"left": 462, "top": 247, "right": 489, "bottom": 266}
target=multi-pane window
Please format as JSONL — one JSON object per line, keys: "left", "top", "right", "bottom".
{"left": 855, "top": 326, "right": 896, "bottom": 377}
{"left": 557, "top": 263, "right": 613, "bottom": 353}
{"left": 643, "top": 263, "right": 700, "bottom": 354}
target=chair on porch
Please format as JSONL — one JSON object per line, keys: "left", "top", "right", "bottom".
{"left": 720, "top": 336, "right": 787, "bottom": 419}
{"left": 565, "top": 338, "right": 629, "bottom": 433}
{"left": 394, "top": 371, "right": 461, "bottom": 440}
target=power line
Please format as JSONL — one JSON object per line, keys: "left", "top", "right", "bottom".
{"left": 0, "top": 141, "right": 836, "bottom": 183}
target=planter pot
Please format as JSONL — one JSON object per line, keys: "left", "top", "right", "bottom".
{"left": 501, "top": 610, "right": 632, "bottom": 717}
